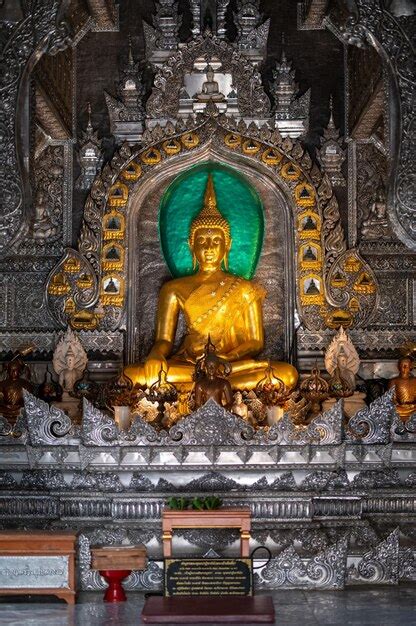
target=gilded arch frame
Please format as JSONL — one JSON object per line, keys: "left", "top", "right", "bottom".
{"left": 46, "top": 117, "right": 378, "bottom": 342}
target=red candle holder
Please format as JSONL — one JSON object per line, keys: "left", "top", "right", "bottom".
{"left": 99, "top": 569, "right": 131, "bottom": 602}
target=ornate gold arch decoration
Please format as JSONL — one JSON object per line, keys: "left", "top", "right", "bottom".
{"left": 162, "top": 138, "right": 182, "bottom": 155}
{"left": 103, "top": 210, "right": 125, "bottom": 241}
{"left": 297, "top": 210, "right": 321, "bottom": 241}
{"left": 300, "top": 274, "right": 325, "bottom": 306}
{"left": 121, "top": 161, "right": 142, "bottom": 182}
{"left": 102, "top": 242, "right": 124, "bottom": 272}
{"left": 299, "top": 242, "right": 322, "bottom": 271}
{"left": 46, "top": 117, "right": 378, "bottom": 332}
{"left": 295, "top": 182, "right": 316, "bottom": 207}
{"left": 108, "top": 182, "right": 129, "bottom": 208}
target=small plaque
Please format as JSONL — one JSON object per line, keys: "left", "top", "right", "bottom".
{"left": 0, "top": 556, "right": 69, "bottom": 589}
{"left": 165, "top": 558, "right": 253, "bottom": 597}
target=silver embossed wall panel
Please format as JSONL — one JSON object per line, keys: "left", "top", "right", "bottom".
{"left": 355, "top": 142, "right": 388, "bottom": 241}
{"left": 369, "top": 275, "right": 410, "bottom": 328}
{"left": 1, "top": 273, "right": 58, "bottom": 331}
{"left": 132, "top": 175, "right": 173, "bottom": 362}
{"left": 0, "top": 0, "right": 70, "bottom": 252}
{"left": 343, "top": 1, "right": 416, "bottom": 249}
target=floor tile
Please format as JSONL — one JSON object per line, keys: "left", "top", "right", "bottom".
{"left": 0, "top": 585, "right": 414, "bottom": 625}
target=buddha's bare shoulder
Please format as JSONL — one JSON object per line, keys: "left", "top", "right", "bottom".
{"left": 235, "top": 276, "right": 267, "bottom": 299}
{"left": 159, "top": 275, "right": 197, "bottom": 296}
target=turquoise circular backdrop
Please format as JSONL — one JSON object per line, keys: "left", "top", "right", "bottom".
{"left": 159, "top": 162, "right": 264, "bottom": 279}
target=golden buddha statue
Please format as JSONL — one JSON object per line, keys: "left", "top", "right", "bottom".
{"left": 0, "top": 356, "right": 33, "bottom": 423}
{"left": 194, "top": 352, "right": 234, "bottom": 410}
{"left": 388, "top": 357, "right": 416, "bottom": 422}
{"left": 125, "top": 175, "right": 298, "bottom": 391}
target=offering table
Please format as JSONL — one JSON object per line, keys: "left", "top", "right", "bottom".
{"left": 162, "top": 508, "right": 251, "bottom": 557}
{"left": 91, "top": 545, "right": 147, "bottom": 602}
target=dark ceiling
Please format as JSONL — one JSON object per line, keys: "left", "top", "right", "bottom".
{"left": 76, "top": 0, "right": 344, "bottom": 147}
{"left": 71, "top": 0, "right": 346, "bottom": 240}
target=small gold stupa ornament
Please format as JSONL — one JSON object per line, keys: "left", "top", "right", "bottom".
{"left": 328, "top": 367, "right": 354, "bottom": 399}
{"left": 300, "top": 366, "right": 329, "bottom": 415}
{"left": 105, "top": 370, "right": 134, "bottom": 410}
{"left": 48, "top": 273, "right": 70, "bottom": 296}
{"left": 255, "top": 363, "right": 288, "bottom": 407}
{"left": 149, "top": 367, "right": 178, "bottom": 406}
{"left": 63, "top": 256, "right": 81, "bottom": 273}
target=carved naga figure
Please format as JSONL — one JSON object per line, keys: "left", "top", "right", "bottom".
{"left": 53, "top": 329, "right": 88, "bottom": 393}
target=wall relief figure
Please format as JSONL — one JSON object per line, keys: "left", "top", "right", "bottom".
{"left": 360, "top": 186, "right": 391, "bottom": 240}
{"left": 53, "top": 328, "right": 88, "bottom": 393}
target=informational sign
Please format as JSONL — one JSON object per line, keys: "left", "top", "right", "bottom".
{"left": 165, "top": 558, "right": 253, "bottom": 597}
{"left": 0, "top": 556, "right": 69, "bottom": 589}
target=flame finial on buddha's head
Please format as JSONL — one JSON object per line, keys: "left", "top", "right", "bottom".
{"left": 189, "top": 174, "right": 231, "bottom": 247}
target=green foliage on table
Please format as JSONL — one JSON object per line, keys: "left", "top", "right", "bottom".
{"left": 191, "top": 497, "right": 205, "bottom": 511}
{"left": 167, "top": 497, "right": 189, "bottom": 510}
{"left": 191, "top": 496, "right": 223, "bottom": 510}
{"left": 203, "top": 496, "right": 223, "bottom": 510}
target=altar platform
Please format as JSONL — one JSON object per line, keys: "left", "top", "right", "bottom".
{"left": 0, "top": 392, "right": 415, "bottom": 593}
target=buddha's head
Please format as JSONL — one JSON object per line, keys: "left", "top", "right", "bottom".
{"left": 398, "top": 356, "right": 413, "bottom": 378}
{"left": 7, "top": 361, "right": 21, "bottom": 381}
{"left": 66, "top": 347, "right": 76, "bottom": 370}
{"left": 189, "top": 175, "right": 231, "bottom": 271}
{"left": 205, "top": 353, "right": 220, "bottom": 379}
{"left": 337, "top": 349, "right": 348, "bottom": 370}
{"left": 205, "top": 64, "right": 215, "bottom": 82}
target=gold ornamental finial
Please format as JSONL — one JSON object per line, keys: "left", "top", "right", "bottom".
{"left": 189, "top": 174, "right": 231, "bottom": 246}
{"left": 204, "top": 173, "right": 217, "bottom": 209}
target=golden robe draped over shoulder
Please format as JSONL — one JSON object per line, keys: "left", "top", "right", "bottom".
{"left": 173, "top": 275, "right": 266, "bottom": 363}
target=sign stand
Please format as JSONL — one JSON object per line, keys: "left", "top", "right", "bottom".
{"left": 141, "top": 509, "right": 275, "bottom": 623}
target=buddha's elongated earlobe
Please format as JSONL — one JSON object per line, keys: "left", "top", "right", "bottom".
{"left": 192, "top": 252, "right": 198, "bottom": 270}
{"left": 223, "top": 240, "right": 231, "bottom": 271}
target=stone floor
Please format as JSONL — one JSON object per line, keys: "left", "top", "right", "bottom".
{"left": 0, "top": 586, "right": 415, "bottom": 625}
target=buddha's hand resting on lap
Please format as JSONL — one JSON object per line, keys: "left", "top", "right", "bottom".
{"left": 144, "top": 352, "right": 168, "bottom": 386}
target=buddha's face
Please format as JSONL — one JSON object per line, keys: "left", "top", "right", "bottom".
{"left": 337, "top": 354, "right": 347, "bottom": 368}
{"left": 399, "top": 358, "right": 412, "bottom": 378}
{"left": 205, "top": 358, "right": 218, "bottom": 379}
{"left": 192, "top": 227, "right": 228, "bottom": 271}
{"left": 8, "top": 363, "right": 20, "bottom": 381}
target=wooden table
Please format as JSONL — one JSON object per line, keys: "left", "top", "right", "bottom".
{"left": 91, "top": 545, "right": 147, "bottom": 571}
{"left": 162, "top": 508, "right": 251, "bottom": 557}
{"left": 91, "top": 545, "right": 147, "bottom": 602}
{"left": 0, "top": 531, "right": 76, "bottom": 604}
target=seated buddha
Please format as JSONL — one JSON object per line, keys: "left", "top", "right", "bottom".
{"left": 0, "top": 356, "right": 33, "bottom": 423}
{"left": 196, "top": 65, "right": 225, "bottom": 102}
{"left": 388, "top": 356, "right": 416, "bottom": 422}
{"left": 125, "top": 175, "right": 298, "bottom": 391}
{"left": 361, "top": 189, "right": 390, "bottom": 239}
